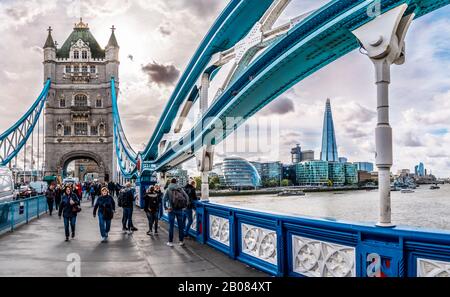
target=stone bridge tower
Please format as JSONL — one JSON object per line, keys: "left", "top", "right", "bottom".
{"left": 43, "top": 19, "right": 119, "bottom": 182}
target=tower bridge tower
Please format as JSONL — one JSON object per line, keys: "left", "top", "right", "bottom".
{"left": 43, "top": 19, "right": 119, "bottom": 182}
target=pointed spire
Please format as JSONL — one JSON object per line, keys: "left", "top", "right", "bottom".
{"left": 107, "top": 25, "right": 119, "bottom": 48}
{"left": 44, "top": 26, "right": 56, "bottom": 49}
{"left": 320, "top": 98, "right": 339, "bottom": 162}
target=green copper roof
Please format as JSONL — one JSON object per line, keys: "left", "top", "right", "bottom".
{"left": 57, "top": 27, "right": 105, "bottom": 59}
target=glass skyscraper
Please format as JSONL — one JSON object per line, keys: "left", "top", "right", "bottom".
{"left": 222, "top": 157, "right": 261, "bottom": 189}
{"left": 320, "top": 98, "right": 339, "bottom": 162}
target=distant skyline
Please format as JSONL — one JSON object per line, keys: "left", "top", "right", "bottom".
{"left": 0, "top": 1, "right": 449, "bottom": 177}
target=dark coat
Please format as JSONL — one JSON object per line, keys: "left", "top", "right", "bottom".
{"left": 58, "top": 193, "right": 80, "bottom": 218}
{"left": 184, "top": 184, "right": 198, "bottom": 209}
{"left": 45, "top": 188, "right": 56, "bottom": 202}
{"left": 93, "top": 195, "right": 115, "bottom": 217}
{"left": 143, "top": 192, "right": 160, "bottom": 213}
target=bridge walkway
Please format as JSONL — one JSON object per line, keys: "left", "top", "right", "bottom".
{"left": 0, "top": 200, "right": 266, "bottom": 277}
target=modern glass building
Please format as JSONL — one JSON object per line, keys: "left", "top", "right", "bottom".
{"left": 320, "top": 98, "right": 339, "bottom": 162}
{"left": 328, "top": 162, "right": 345, "bottom": 186}
{"left": 415, "top": 162, "right": 425, "bottom": 176}
{"left": 251, "top": 161, "right": 282, "bottom": 182}
{"left": 295, "top": 161, "right": 329, "bottom": 186}
{"left": 222, "top": 157, "right": 261, "bottom": 189}
{"left": 344, "top": 163, "right": 358, "bottom": 185}
{"left": 354, "top": 162, "right": 374, "bottom": 172}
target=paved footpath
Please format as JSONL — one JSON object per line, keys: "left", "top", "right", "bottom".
{"left": 0, "top": 200, "right": 266, "bottom": 277}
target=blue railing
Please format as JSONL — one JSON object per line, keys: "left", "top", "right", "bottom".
{"left": 164, "top": 201, "right": 450, "bottom": 277}
{"left": 0, "top": 196, "right": 48, "bottom": 235}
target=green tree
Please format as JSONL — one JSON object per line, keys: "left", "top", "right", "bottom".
{"left": 327, "top": 179, "right": 333, "bottom": 187}
{"left": 209, "top": 176, "right": 221, "bottom": 190}
{"left": 194, "top": 176, "right": 202, "bottom": 191}
{"left": 281, "top": 179, "right": 290, "bottom": 187}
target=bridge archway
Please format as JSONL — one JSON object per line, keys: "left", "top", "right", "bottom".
{"left": 57, "top": 151, "right": 108, "bottom": 182}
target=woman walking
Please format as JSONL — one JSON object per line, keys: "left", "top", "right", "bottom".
{"left": 93, "top": 187, "right": 115, "bottom": 243}
{"left": 58, "top": 186, "right": 81, "bottom": 242}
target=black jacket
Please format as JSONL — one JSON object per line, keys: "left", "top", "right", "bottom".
{"left": 93, "top": 195, "right": 115, "bottom": 217}
{"left": 58, "top": 194, "right": 80, "bottom": 218}
{"left": 184, "top": 184, "right": 198, "bottom": 209}
{"left": 45, "top": 188, "right": 56, "bottom": 202}
{"left": 143, "top": 192, "right": 160, "bottom": 213}
{"left": 120, "top": 188, "right": 134, "bottom": 208}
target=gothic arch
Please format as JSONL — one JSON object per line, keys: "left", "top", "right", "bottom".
{"left": 57, "top": 150, "right": 108, "bottom": 181}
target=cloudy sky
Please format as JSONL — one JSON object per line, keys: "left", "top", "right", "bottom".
{"left": 0, "top": 0, "right": 449, "bottom": 177}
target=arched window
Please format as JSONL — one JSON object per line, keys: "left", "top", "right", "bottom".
{"left": 82, "top": 51, "right": 88, "bottom": 59}
{"left": 56, "top": 124, "right": 63, "bottom": 137}
{"left": 74, "top": 51, "right": 79, "bottom": 59}
{"left": 74, "top": 94, "right": 88, "bottom": 107}
{"left": 82, "top": 66, "right": 88, "bottom": 73}
{"left": 99, "top": 123, "right": 106, "bottom": 137}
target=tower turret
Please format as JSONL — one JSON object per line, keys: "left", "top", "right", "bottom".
{"left": 106, "top": 26, "right": 120, "bottom": 80}
{"left": 43, "top": 26, "right": 57, "bottom": 81}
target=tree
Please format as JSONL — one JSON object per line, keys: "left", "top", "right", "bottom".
{"left": 209, "top": 176, "right": 221, "bottom": 190}
{"left": 327, "top": 179, "right": 333, "bottom": 187}
{"left": 194, "top": 176, "right": 202, "bottom": 191}
{"left": 281, "top": 179, "right": 290, "bottom": 187}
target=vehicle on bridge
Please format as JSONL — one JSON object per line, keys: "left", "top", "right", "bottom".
{"left": 0, "top": 166, "right": 15, "bottom": 204}
{"left": 15, "top": 185, "right": 38, "bottom": 199}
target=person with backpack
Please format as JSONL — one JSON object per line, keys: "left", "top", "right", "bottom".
{"left": 183, "top": 180, "right": 198, "bottom": 239}
{"left": 45, "top": 183, "right": 57, "bottom": 216}
{"left": 118, "top": 182, "right": 137, "bottom": 234}
{"left": 143, "top": 186, "right": 161, "bottom": 236}
{"left": 163, "top": 178, "right": 190, "bottom": 247}
{"left": 93, "top": 187, "right": 116, "bottom": 243}
{"left": 58, "top": 186, "right": 81, "bottom": 242}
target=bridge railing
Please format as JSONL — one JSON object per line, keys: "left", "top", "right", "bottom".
{"left": 163, "top": 201, "right": 450, "bottom": 277}
{"left": 0, "top": 196, "right": 48, "bottom": 235}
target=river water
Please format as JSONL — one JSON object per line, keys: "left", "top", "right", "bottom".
{"left": 211, "top": 184, "right": 450, "bottom": 231}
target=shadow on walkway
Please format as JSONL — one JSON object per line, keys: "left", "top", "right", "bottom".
{"left": 0, "top": 200, "right": 266, "bottom": 277}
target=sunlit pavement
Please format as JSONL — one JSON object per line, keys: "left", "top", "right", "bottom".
{"left": 0, "top": 200, "right": 266, "bottom": 277}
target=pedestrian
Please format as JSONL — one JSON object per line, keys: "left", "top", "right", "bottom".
{"left": 163, "top": 178, "right": 190, "bottom": 247}
{"left": 93, "top": 187, "right": 115, "bottom": 243}
{"left": 183, "top": 180, "right": 198, "bottom": 239}
{"left": 143, "top": 186, "right": 160, "bottom": 236}
{"left": 45, "top": 183, "right": 57, "bottom": 216}
{"left": 55, "top": 184, "right": 62, "bottom": 211}
{"left": 108, "top": 180, "right": 116, "bottom": 198}
{"left": 118, "top": 182, "right": 137, "bottom": 234}
{"left": 154, "top": 185, "right": 164, "bottom": 219}
{"left": 115, "top": 182, "right": 121, "bottom": 198}
{"left": 58, "top": 186, "right": 81, "bottom": 242}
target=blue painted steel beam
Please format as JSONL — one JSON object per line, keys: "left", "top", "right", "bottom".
{"left": 152, "top": 0, "right": 449, "bottom": 171}
{"left": 142, "top": 0, "right": 276, "bottom": 161}
{"left": 0, "top": 79, "right": 51, "bottom": 166}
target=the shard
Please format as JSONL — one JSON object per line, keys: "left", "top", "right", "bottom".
{"left": 320, "top": 98, "right": 339, "bottom": 162}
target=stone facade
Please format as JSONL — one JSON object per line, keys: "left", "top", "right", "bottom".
{"left": 43, "top": 20, "right": 119, "bottom": 182}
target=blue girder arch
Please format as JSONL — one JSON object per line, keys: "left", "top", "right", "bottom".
{"left": 0, "top": 79, "right": 51, "bottom": 166}
{"left": 149, "top": 0, "right": 450, "bottom": 171}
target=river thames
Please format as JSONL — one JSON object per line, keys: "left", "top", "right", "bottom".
{"left": 211, "top": 184, "right": 450, "bottom": 231}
